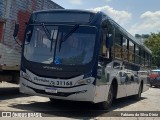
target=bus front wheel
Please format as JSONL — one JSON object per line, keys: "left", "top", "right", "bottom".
{"left": 98, "top": 85, "right": 114, "bottom": 110}
{"left": 49, "top": 98, "right": 60, "bottom": 103}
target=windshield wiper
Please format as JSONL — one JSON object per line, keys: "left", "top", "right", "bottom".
{"left": 59, "top": 24, "right": 79, "bottom": 52}
{"left": 41, "top": 23, "right": 51, "bottom": 40}
{"left": 41, "top": 23, "right": 55, "bottom": 51}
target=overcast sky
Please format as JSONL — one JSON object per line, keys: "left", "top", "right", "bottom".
{"left": 52, "top": 0, "right": 160, "bottom": 36}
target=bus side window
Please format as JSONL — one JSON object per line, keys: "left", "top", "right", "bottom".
{"left": 100, "top": 30, "right": 108, "bottom": 57}
{"left": 100, "top": 20, "right": 113, "bottom": 59}
{"left": 114, "top": 30, "right": 123, "bottom": 59}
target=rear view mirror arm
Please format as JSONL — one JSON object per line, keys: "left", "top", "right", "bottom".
{"left": 13, "top": 23, "right": 22, "bottom": 47}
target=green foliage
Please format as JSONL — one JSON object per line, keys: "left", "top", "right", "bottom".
{"left": 144, "top": 32, "right": 160, "bottom": 67}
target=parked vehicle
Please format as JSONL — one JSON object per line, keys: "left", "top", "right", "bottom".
{"left": 150, "top": 69, "right": 160, "bottom": 87}
{"left": 0, "top": 0, "right": 63, "bottom": 83}
{"left": 150, "top": 76, "right": 160, "bottom": 88}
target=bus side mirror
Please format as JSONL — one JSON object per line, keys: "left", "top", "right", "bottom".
{"left": 13, "top": 23, "right": 19, "bottom": 38}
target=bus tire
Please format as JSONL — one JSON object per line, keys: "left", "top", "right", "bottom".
{"left": 98, "top": 85, "right": 114, "bottom": 110}
{"left": 134, "top": 83, "right": 142, "bottom": 100}
{"left": 155, "top": 85, "right": 158, "bottom": 88}
{"left": 49, "top": 98, "right": 59, "bottom": 103}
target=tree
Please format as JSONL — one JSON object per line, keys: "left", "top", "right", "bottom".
{"left": 144, "top": 32, "right": 160, "bottom": 67}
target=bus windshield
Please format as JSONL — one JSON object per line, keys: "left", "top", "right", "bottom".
{"left": 24, "top": 25, "right": 97, "bottom": 65}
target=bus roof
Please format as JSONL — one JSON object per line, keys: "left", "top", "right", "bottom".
{"left": 32, "top": 9, "right": 96, "bottom": 15}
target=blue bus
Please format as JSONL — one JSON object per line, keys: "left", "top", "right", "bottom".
{"left": 13, "top": 10, "right": 152, "bottom": 109}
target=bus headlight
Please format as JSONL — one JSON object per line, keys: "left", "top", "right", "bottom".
{"left": 75, "top": 79, "right": 92, "bottom": 85}
{"left": 20, "top": 71, "right": 31, "bottom": 81}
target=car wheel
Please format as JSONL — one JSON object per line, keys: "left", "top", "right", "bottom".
{"left": 97, "top": 85, "right": 114, "bottom": 110}
{"left": 134, "top": 83, "right": 142, "bottom": 100}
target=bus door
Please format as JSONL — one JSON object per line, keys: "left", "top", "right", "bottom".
{"left": 133, "top": 73, "right": 139, "bottom": 94}
{"left": 117, "top": 71, "right": 127, "bottom": 97}
{"left": 113, "top": 62, "right": 127, "bottom": 98}
{"left": 125, "top": 72, "right": 136, "bottom": 96}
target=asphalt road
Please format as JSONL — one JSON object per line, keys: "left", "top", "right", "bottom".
{"left": 0, "top": 82, "right": 160, "bottom": 120}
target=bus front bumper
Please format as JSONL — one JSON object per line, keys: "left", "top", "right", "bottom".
{"left": 20, "top": 77, "right": 99, "bottom": 103}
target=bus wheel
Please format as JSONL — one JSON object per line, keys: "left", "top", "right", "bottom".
{"left": 98, "top": 85, "right": 113, "bottom": 110}
{"left": 134, "top": 83, "right": 142, "bottom": 100}
{"left": 49, "top": 98, "right": 60, "bottom": 103}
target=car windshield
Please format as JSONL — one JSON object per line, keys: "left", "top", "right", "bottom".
{"left": 24, "top": 25, "right": 97, "bottom": 65}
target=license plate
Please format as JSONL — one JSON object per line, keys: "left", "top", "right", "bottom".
{"left": 50, "top": 81, "right": 73, "bottom": 87}
{"left": 45, "top": 88, "right": 57, "bottom": 93}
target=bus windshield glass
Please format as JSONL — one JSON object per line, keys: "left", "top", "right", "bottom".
{"left": 24, "top": 25, "right": 97, "bottom": 65}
